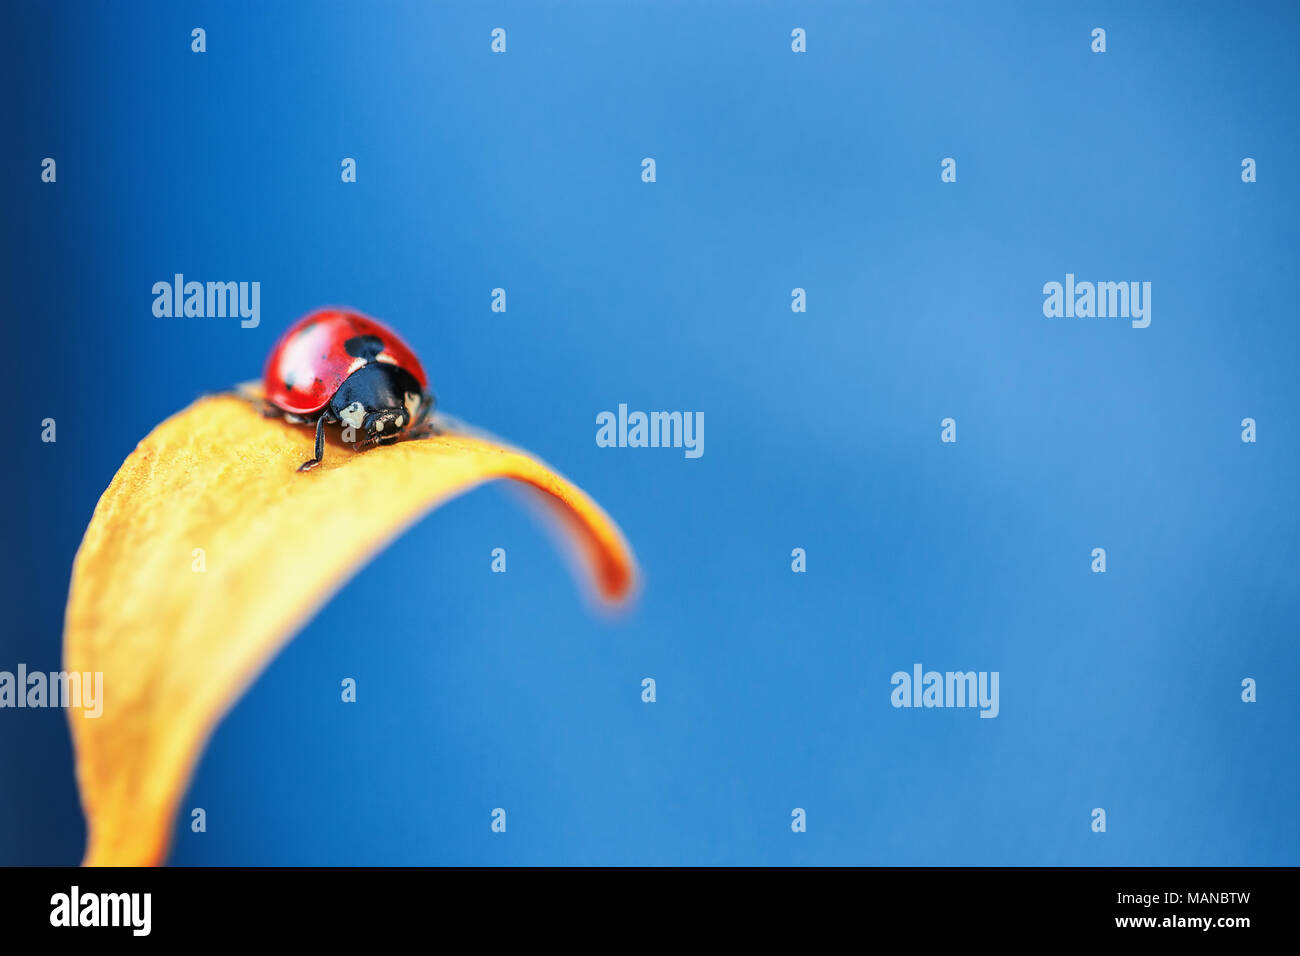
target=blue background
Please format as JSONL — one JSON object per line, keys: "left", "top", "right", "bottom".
{"left": 3, "top": 1, "right": 1297, "bottom": 865}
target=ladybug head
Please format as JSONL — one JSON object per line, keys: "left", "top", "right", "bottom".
{"left": 330, "top": 362, "right": 425, "bottom": 442}
{"left": 362, "top": 406, "right": 407, "bottom": 438}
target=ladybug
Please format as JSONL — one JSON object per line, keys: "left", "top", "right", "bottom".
{"left": 262, "top": 308, "right": 437, "bottom": 472}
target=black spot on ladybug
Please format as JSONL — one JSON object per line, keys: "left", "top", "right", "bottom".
{"left": 344, "top": 335, "right": 385, "bottom": 361}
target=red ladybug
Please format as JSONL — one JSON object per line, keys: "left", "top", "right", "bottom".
{"left": 263, "top": 308, "right": 437, "bottom": 472}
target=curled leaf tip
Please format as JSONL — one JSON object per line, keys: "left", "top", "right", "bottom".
{"left": 63, "top": 391, "right": 637, "bottom": 866}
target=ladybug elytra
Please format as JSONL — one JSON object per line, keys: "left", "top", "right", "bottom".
{"left": 262, "top": 308, "right": 437, "bottom": 472}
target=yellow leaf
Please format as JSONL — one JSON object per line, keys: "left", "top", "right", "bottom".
{"left": 62, "top": 390, "right": 637, "bottom": 866}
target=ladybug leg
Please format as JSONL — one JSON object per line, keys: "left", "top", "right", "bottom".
{"left": 297, "top": 413, "right": 333, "bottom": 473}
{"left": 353, "top": 433, "right": 400, "bottom": 451}
{"left": 403, "top": 393, "right": 443, "bottom": 441}
{"left": 404, "top": 423, "right": 441, "bottom": 441}
{"left": 211, "top": 386, "right": 281, "bottom": 419}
